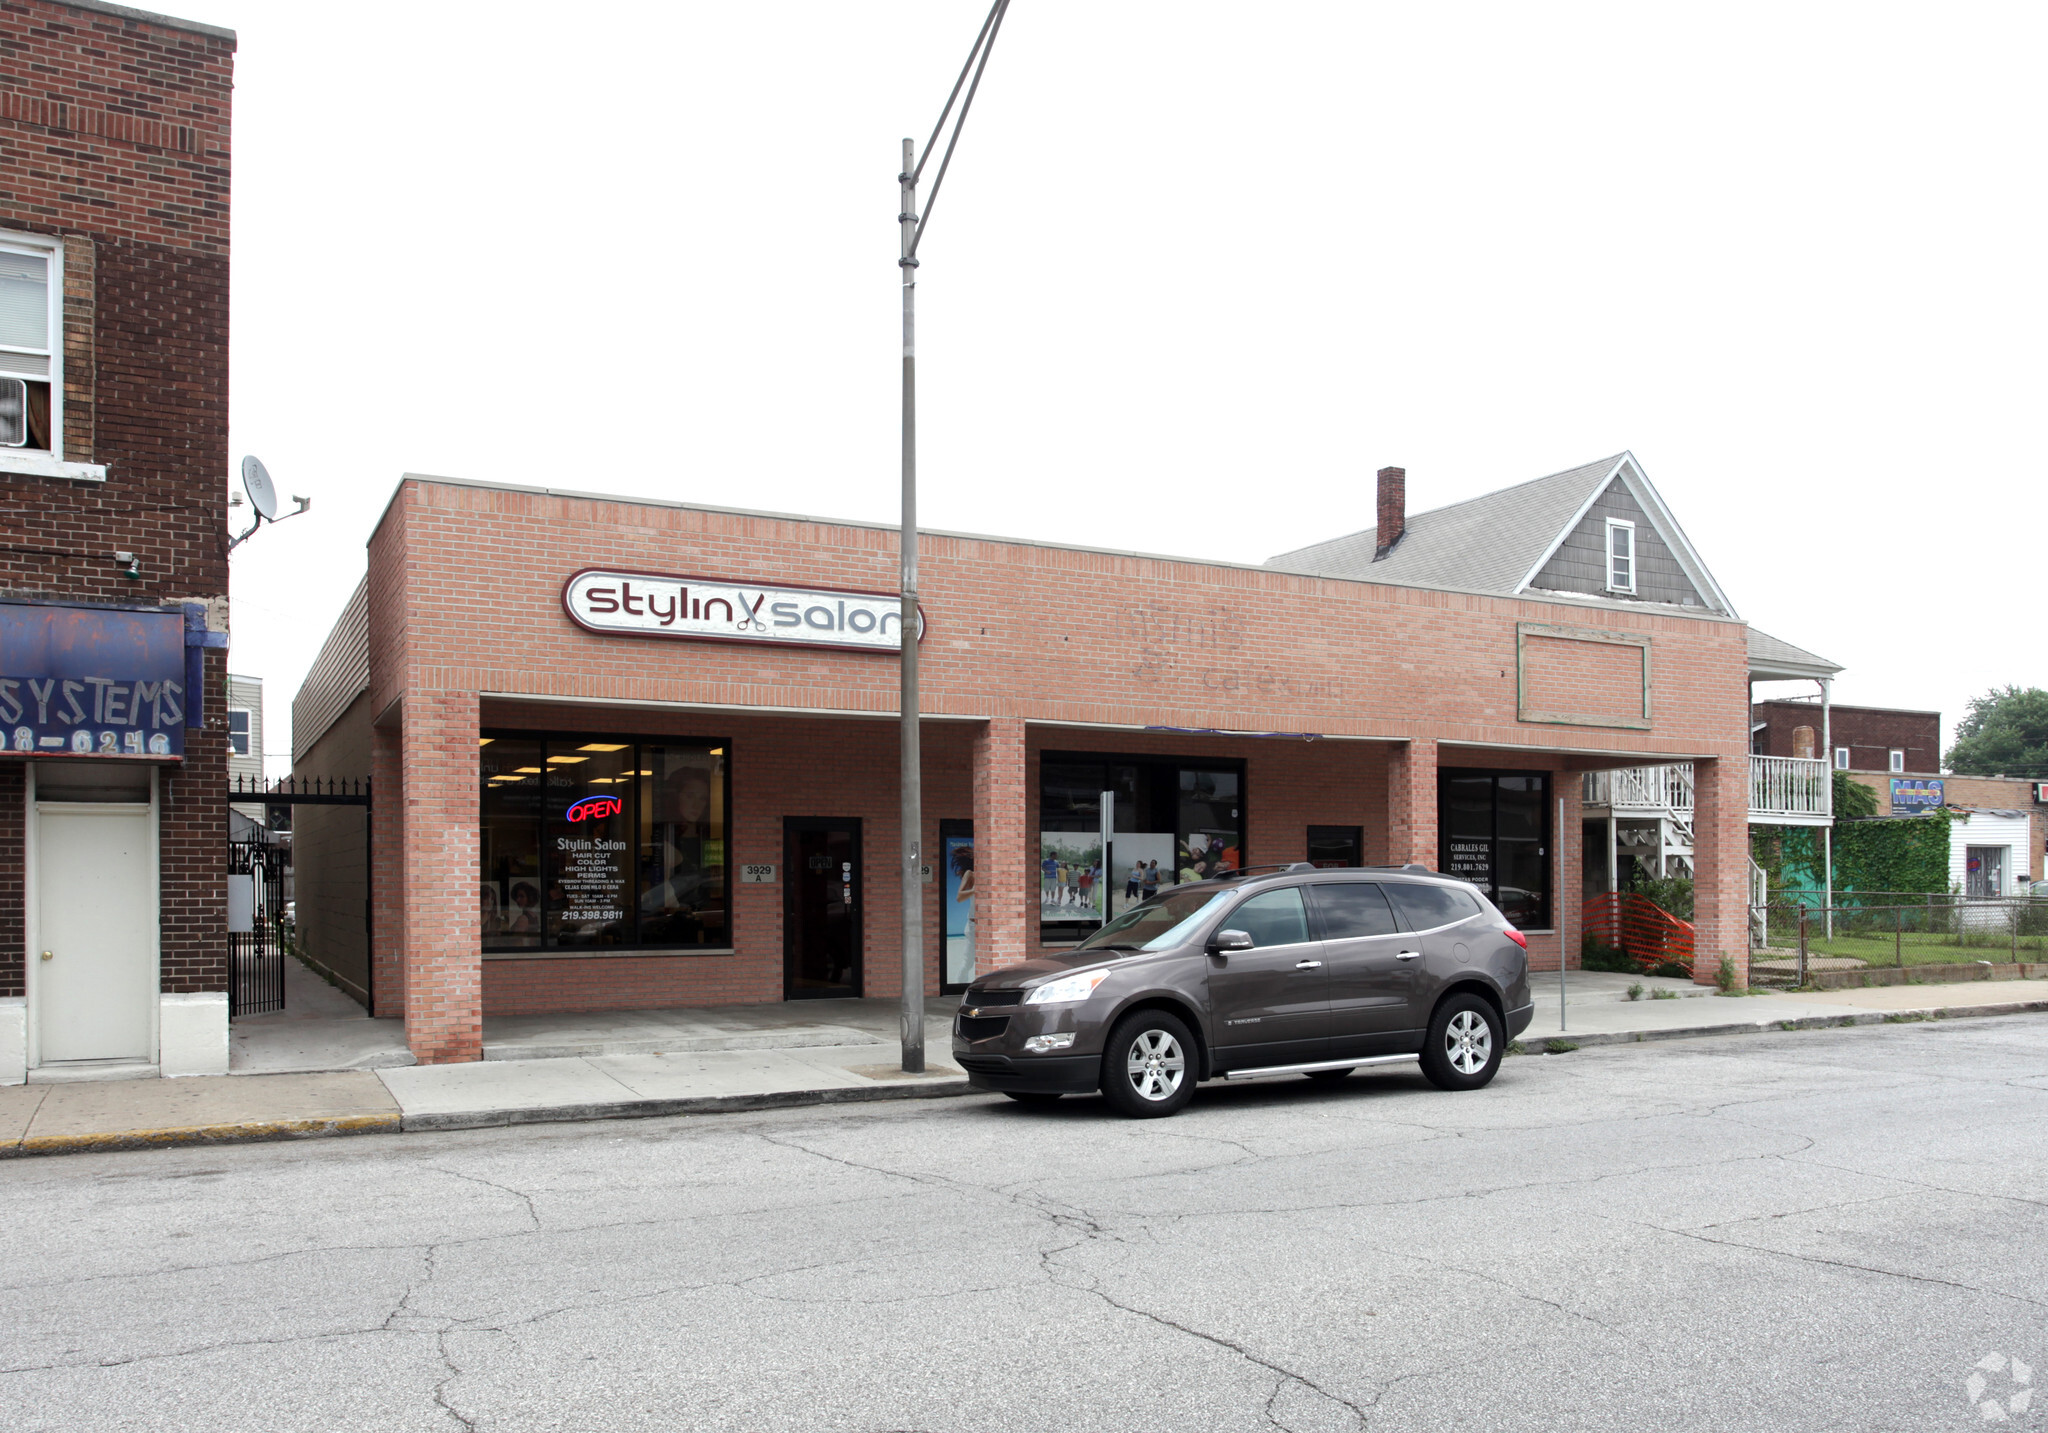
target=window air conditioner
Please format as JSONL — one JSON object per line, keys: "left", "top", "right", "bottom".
{"left": 0, "top": 377, "right": 23, "bottom": 447}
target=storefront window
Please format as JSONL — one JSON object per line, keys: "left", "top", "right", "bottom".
{"left": 1439, "top": 770, "right": 1550, "bottom": 929}
{"left": 480, "top": 733, "right": 728, "bottom": 952}
{"left": 639, "top": 745, "right": 728, "bottom": 946}
{"left": 1039, "top": 752, "right": 1244, "bottom": 944}
{"left": 480, "top": 737, "right": 544, "bottom": 948}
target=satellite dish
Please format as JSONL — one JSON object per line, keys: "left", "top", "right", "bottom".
{"left": 240, "top": 455, "right": 279, "bottom": 521}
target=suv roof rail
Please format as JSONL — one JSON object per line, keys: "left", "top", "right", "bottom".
{"left": 1361, "top": 863, "right": 1448, "bottom": 877}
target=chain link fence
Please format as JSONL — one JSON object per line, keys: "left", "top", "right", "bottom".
{"left": 1749, "top": 896, "right": 2048, "bottom": 983}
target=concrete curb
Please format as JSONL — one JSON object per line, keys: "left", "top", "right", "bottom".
{"left": 401, "top": 1074, "right": 976, "bottom": 1132}
{"left": 2, "top": 1112, "right": 402, "bottom": 1159}
{"left": 1517, "top": 999, "right": 2048, "bottom": 1052}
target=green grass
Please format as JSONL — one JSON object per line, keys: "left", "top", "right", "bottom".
{"left": 1760, "top": 931, "right": 2046, "bottom": 968}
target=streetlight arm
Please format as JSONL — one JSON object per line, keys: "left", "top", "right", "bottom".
{"left": 911, "top": 0, "right": 1011, "bottom": 259}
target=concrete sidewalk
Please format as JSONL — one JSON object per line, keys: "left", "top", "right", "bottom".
{"left": 1519, "top": 970, "right": 2048, "bottom": 1046}
{"left": 5, "top": 967, "right": 2045, "bottom": 1158}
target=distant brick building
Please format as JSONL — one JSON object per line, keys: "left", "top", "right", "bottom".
{"left": 0, "top": 1, "right": 235, "bottom": 1082}
{"left": 294, "top": 453, "right": 1815, "bottom": 1066}
{"left": 1752, "top": 700, "right": 1940, "bottom": 775}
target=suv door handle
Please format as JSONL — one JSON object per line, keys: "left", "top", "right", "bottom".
{"left": 1395, "top": 951, "right": 1422, "bottom": 961}
{"left": 1294, "top": 960, "right": 1323, "bottom": 969}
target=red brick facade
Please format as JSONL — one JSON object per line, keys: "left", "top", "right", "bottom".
{"left": 0, "top": 1, "right": 234, "bottom": 1006}
{"left": 301, "top": 476, "right": 1757, "bottom": 1063}
{"left": 1753, "top": 700, "right": 1940, "bottom": 774}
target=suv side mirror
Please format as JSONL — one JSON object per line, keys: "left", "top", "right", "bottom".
{"left": 1207, "top": 929, "right": 1254, "bottom": 955}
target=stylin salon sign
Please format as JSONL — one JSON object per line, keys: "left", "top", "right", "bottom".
{"left": 562, "top": 570, "right": 925, "bottom": 654}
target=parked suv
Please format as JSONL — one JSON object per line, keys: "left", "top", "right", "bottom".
{"left": 953, "top": 863, "right": 1534, "bottom": 1118}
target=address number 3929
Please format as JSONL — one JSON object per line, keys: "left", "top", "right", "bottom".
{"left": 738, "top": 864, "right": 777, "bottom": 885}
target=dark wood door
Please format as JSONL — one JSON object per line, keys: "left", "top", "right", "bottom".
{"left": 784, "top": 818, "right": 862, "bottom": 999}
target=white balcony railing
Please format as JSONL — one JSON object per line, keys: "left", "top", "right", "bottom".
{"left": 1582, "top": 755, "right": 1831, "bottom": 823}
{"left": 1750, "top": 754, "right": 1831, "bottom": 821}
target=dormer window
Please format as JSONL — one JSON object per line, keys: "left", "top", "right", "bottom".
{"left": 0, "top": 236, "right": 60, "bottom": 453}
{"left": 1604, "top": 518, "right": 1636, "bottom": 594}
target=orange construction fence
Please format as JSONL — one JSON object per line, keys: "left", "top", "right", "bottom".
{"left": 1583, "top": 892, "right": 1695, "bottom": 973}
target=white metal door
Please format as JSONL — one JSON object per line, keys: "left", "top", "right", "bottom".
{"left": 36, "top": 802, "right": 155, "bottom": 1062}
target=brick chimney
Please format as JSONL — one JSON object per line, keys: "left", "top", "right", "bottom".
{"left": 1373, "top": 466, "right": 1406, "bottom": 561}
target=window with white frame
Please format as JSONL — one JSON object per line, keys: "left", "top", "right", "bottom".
{"left": 1604, "top": 518, "right": 1635, "bottom": 594}
{"left": 0, "top": 235, "right": 60, "bottom": 453}
{"left": 1835, "top": 747, "right": 1850, "bottom": 769}
{"left": 227, "top": 709, "right": 252, "bottom": 757}
{"left": 1889, "top": 749, "right": 1905, "bottom": 773}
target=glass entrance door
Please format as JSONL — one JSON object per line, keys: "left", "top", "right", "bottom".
{"left": 784, "top": 818, "right": 862, "bottom": 998}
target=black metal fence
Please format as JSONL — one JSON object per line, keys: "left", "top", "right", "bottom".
{"left": 228, "top": 831, "right": 289, "bottom": 1016}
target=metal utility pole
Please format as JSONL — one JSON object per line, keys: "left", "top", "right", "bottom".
{"left": 897, "top": 0, "right": 1011, "bottom": 1073}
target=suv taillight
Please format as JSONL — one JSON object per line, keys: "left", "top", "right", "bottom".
{"left": 1503, "top": 925, "right": 1528, "bottom": 949}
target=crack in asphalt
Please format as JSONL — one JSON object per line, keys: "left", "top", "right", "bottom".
{"left": 1641, "top": 1222, "right": 2048, "bottom": 1308}
{"left": 6, "top": 1018, "right": 2046, "bottom": 1427}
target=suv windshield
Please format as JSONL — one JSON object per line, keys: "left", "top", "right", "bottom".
{"left": 1074, "top": 887, "right": 1233, "bottom": 953}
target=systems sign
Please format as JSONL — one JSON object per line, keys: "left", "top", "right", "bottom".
{"left": 1891, "top": 778, "right": 1944, "bottom": 815}
{"left": 0, "top": 603, "right": 187, "bottom": 760}
{"left": 562, "top": 570, "right": 925, "bottom": 654}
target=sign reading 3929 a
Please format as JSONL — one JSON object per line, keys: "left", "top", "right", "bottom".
{"left": 562, "top": 569, "right": 925, "bottom": 654}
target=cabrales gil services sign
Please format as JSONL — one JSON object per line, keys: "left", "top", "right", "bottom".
{"left": 562, "top": 570, "right": 924, "bottom": 653}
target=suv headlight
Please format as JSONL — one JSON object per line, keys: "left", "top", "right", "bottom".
{"left": 1025, "top": 969, "right": 1111, "bottom": 1005}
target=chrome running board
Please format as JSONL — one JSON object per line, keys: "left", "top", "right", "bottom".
{"left": 1220, "top": 1053, "right": 1419, "bottom": 1081}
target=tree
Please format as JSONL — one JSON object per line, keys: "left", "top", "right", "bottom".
{"left": 1946, "top": 686, "right": 2048, "bottom": 776}
{"left": 1833, "top": 770, "right": 1878, "bottom": 818}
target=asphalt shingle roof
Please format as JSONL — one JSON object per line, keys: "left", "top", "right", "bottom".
{"left": 1746, "top": 628, "right": 1843, "bottom": 678}
{"left": 1263, "top": 454, "right": 1624, "bottom": 595}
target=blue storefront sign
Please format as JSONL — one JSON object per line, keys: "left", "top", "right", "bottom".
{"left": 0, "top": 603, "right": 190, "bottom": 759}
{"left": 1891, "top": 778, "right": 1944, "bottom": 815}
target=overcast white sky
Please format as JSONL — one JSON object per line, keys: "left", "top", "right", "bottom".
{"left": 199, "top": 0, "right": 2045, "bottom": 768}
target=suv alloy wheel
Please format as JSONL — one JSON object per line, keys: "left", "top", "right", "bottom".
{"left": 1418, "top": 992, "right": 1504, "bottom": 1090}
{"left": 1101, "top": 1009, "right": 1197, "bottom": 1118}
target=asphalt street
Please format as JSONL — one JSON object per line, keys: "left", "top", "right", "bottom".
{"left": 4, "top": 1016, "right": 2045, "bottom": 1433}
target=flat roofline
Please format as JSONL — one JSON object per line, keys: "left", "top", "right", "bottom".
{"left": 54, "top": 0, "right": 235, "bottom": 42}
{"left": 378, "top": 472, "right": 1744, "bottom": 624}
{"left": 1755, "top": 698, "right": 1942, "bottom": 718}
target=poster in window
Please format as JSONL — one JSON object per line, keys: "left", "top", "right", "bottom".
{"left": 1039, "top": 832, "right": 1105, "bottom": 924}
{"left": 943, "top": 833, "right": 975, "bottom": 986}
{"left": 1108, "top": 833, "right": 1175, "bottom": 917}
{"left": 1177, "top": 830, "right": 1239, "bottom": 883}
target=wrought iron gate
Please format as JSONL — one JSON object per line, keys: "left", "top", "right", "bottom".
{"left": 227, "top": 775, "right": 373, "bottom": 1018}
{"left": 227, "top": 829, "right": 289, "bottom": 1016}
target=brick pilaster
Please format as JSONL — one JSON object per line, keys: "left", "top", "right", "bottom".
{"left": 1691, "top": 756, "right": 1747, "bottom": 987}
{"left": 400, "top": 691, "right": 481, "bottom": 1061}
{"left": 1386, "top": 738, "right": 1438, "bottom": 867}
{"left": 972, "top": 718, "right": 1028, "bottom": 975}
{"left": 370, "top": 720, "right": 404, "bottom": 1019}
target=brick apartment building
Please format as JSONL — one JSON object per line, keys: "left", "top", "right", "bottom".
{"left": 0, "top": 1, "right": 235, "bottom": 1082}
{"left": 1757, "top": 699, "right": 2045, "bottom": 893}
{"left": 1752, "top": 698, "right": 1939, "bottom": 774}
{"left": 293, "top": 452, "right": 1812, "bottom": 1066}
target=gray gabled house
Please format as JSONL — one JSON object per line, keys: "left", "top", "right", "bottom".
{"left": 1266, "top": 453, "right": 1842, "bottom": 903}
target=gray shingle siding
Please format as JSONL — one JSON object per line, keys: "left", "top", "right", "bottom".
{"left": 1532, "top": 478, "right": 1710, "bottom": 610}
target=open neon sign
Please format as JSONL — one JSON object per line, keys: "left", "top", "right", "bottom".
{"left": 564, "top": 794, "right": 623, "bottom": 824}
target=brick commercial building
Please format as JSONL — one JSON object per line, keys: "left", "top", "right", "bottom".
{"left": 0, "top": 1, "right": 235, "bottom": 1082}
{"left": 293, "top": 453, "right": 1831, "bottom": 1066}
{"left": 1752, "top": 698, "right": 1940, "bottom": 775}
